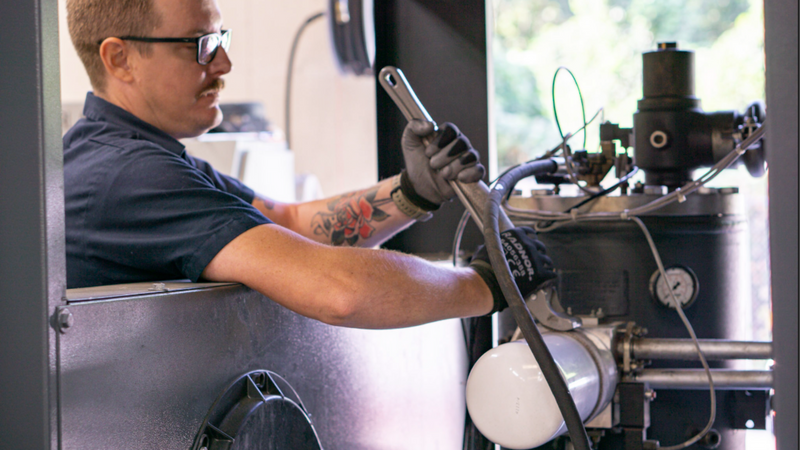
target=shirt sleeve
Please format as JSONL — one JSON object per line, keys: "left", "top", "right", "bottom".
{"left": 185, "top": 153, "right": 257, "bottom": 204}
{"left": 88, "top": 146, "right": 272, "bottom": 282}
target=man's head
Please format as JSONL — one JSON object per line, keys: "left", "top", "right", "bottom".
{"left": 67, "top": 0, "right": 232, "bottom": 139}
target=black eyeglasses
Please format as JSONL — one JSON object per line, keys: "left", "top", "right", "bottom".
{"left": 99, "top": 30, "right": 232, "bottom": 65}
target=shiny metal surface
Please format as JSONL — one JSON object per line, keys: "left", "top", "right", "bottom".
{"left": 60, "top": 284, "right": 468, "bottom": 450}
{"left": 628, "top": 369, "right": 773, "bottom": 390}
{"left": 572, "top": 326, "right": 619, "bottom": 422}
{"left": 630, "top": 338, "right": 773, "bottom": 361}
{"left": 0, "top": 0, "right": 64, "bottom": 448}
{"left": 507, "top": 189, "right": 745, "bottom": 216}
{"left": 527, "top": 289, "right": 582, "bottom": 331}
{"left": 66, "top": 281, "right": 237, "bottom": 302}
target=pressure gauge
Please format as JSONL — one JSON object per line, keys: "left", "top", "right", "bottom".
{"left": 649, "top": 265, "right": 699, "bottom": 309}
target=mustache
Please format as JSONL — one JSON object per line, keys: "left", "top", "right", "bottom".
{"left": 198, "top": 79, "right": 225, "bottom": 98}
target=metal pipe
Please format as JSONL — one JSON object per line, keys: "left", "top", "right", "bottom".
{"left": 627, "top": 369, "right": 773, "bottom": 390}
{"left": 631, "top": 338, "right": 773, "bottom": 360}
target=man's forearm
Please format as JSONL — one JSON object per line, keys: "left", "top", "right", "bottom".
{"left": 254, "top": 175, "right": 421, "bottom": 247}
{"left": 202, "top": 224, "right": 494, "bottom": 329}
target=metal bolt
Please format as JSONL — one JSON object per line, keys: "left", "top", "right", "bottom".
{"left": 645, "top": 389, "right": 657, "bottom": 401}
{"left": 58, "top": 309, "right": 74, "bottom": 333}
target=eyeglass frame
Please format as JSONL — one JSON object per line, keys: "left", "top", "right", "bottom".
{"left": 97, "top": 30, "right": 232, "bottom": 65}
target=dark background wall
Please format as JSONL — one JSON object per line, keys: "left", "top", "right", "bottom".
{"left": 375, "top": 0, "right": 490, "bottom": 255}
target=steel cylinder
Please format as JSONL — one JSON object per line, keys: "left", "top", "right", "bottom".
{"left": 465, "top": 332, "right": 617, "bottom": 449}
{"left": 640, "top": 45, "right": 697, "bottom": 108}
{"left": 630, "top": 369, "right": 773, "bottom": 390}
{"left": 630, "top": 338, "right": 773, "bottom": 361}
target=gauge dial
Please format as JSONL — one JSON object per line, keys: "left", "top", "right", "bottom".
{"left": 649, "top": 266, "right": 699, "bottom": 309}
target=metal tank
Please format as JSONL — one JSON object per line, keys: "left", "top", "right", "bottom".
{"left": 58, "top": 282, "right": 469, "bottom": 449}
{"left": 506, "top": 190, "right": 753, "bottom": 449}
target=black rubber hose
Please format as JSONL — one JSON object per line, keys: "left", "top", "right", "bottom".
{"left": 482, "top": 158, "right": 592, "bottom": 450}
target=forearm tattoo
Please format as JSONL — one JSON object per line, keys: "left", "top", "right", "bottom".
{"left": 311, "top": 187, "right": 392, "bottom": 246}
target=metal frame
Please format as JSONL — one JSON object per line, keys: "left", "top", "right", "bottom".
{"left": 0, "top": 0, "right": 795, "bottom": 448}
{"left": 0, "top": 0, "right": 64, "bottom": 448}
{"left": 765, "top": 0, "right": 799, "bottom": 448}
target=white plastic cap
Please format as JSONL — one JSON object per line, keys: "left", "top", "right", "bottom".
{"left": 465, "top": 335, "right": 601, "bottom": 449}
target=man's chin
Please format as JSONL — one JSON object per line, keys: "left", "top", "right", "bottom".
{"left": 174, "top": 111, "right": 223, "bottom": 139}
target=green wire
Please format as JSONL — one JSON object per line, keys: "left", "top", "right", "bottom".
{"left": 551, "top": 66, "right": 588, "bottom": 149}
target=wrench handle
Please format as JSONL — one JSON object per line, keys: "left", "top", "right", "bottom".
{"left": 378, "top": 66, "right": 514, "bottom": 231}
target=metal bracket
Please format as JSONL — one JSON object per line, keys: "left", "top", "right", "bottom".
{"left": 526, "top": 288, "right": 582, "bottom": 331}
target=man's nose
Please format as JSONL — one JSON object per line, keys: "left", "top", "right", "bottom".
{"left": 210, "top": 47, "right": 233, "bottom": 75}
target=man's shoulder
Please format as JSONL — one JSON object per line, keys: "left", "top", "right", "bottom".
{"left": 64, "top": 117, "right": 178, "bottom": 157}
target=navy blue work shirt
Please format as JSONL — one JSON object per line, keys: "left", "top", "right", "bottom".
{"left": 64, "top": 93, "right": 272, "bottom": 288}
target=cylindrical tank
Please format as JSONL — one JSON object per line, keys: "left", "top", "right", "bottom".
{"left": 506, "top": 189, "right": 752, "bottom": 449}
{"left": 466, "top": 331, "right": 617, "bottom": 449}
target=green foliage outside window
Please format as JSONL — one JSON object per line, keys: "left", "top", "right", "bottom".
{"left": 491, "top": 0, "right": 772, "bottom": 349}
{"left": 492, "top": 0, "right": 764, "bottom": 169}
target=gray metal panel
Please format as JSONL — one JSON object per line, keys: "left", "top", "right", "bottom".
{"left": 66, "top": 281, "right": 238, "bottom": 302}
{"left": 59, "top": 284, "right": 468, "bottom": 450}
{"left": 765, "top": 0, "right": 799, "bottom": 448}
{"left": 0, "top": 0, "right": 64, "bottom": 448}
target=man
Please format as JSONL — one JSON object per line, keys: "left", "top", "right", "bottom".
{"left": 64, "top": 0, "right": 556, "bottom": 329}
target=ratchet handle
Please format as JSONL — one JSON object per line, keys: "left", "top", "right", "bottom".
{"left": 378, "top": 66, "right": 514, "bottom": 231}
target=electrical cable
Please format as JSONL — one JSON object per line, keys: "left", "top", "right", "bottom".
{"left": 552, "top": 67, "right": 588, "bottom": 149}
{"left": 631, "top": 217, "right": 716, "bottom": 449}
{"left": 451, "top": 107, "right": 607, "bottom": 269}
{"left": 564, "top": 166, "right": 640, "bottom": 212}
{"left": 501, "top": 124, "right": 766, "bottom": 229}
{"left": 284, "top": 12, "right": 325, "bottom": 150}
{"left": 483, "top": 159, "right": 593, "bottom": 450}
{"left": 560, "top": 137, "right": 599, "bottom": 195}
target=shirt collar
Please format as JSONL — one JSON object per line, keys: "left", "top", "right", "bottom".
{"left": 82, "top": 92, "right": 187, "bottom": 156}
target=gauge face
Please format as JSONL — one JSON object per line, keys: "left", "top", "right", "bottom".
{"left": 649, "top": 266, "right": 699, "bottom": 309}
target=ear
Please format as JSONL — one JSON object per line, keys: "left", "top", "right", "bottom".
{"left": 98, "top": 38, "right": 135, "bottom": 84}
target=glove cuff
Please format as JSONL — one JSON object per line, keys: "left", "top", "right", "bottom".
{"left": 469, "top": 260, "right": 508, "bottom": 315}
{"left": 391, "top": 174, "right": 434, "bottom": 222}
{"left": 399, "top": 170, "right": 441, "bottom": 211}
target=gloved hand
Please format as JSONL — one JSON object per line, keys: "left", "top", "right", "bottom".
{"left": 469, "top": 227, "right": 558, "bottom": 314}
{"left": 400, "top": 120, "right": 485, "bottom": 209}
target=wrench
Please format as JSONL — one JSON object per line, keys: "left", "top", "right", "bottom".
{"left": 378, "top": 66, "right": 514, "bottom": 232}
{"left": 378, "top": 66, "right": 581, "bottom": 331}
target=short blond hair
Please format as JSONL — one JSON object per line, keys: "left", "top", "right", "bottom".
{"left": 66, "top": 0, "right": 162, "bottom": 91}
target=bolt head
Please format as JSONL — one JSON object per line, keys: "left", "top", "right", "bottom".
{"left": 58, "top": 309, "right": 74, "bottom": 332}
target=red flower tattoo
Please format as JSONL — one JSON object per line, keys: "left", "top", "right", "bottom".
{"left": 312, "top": 188, "right": 391, "bottom": 246}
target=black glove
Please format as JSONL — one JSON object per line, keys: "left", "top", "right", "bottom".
{"left": 469, "top": 227, "right": 558, "bottom": 314}
{"left": 400, "top": 120, "right": 485, "bottom": 209}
